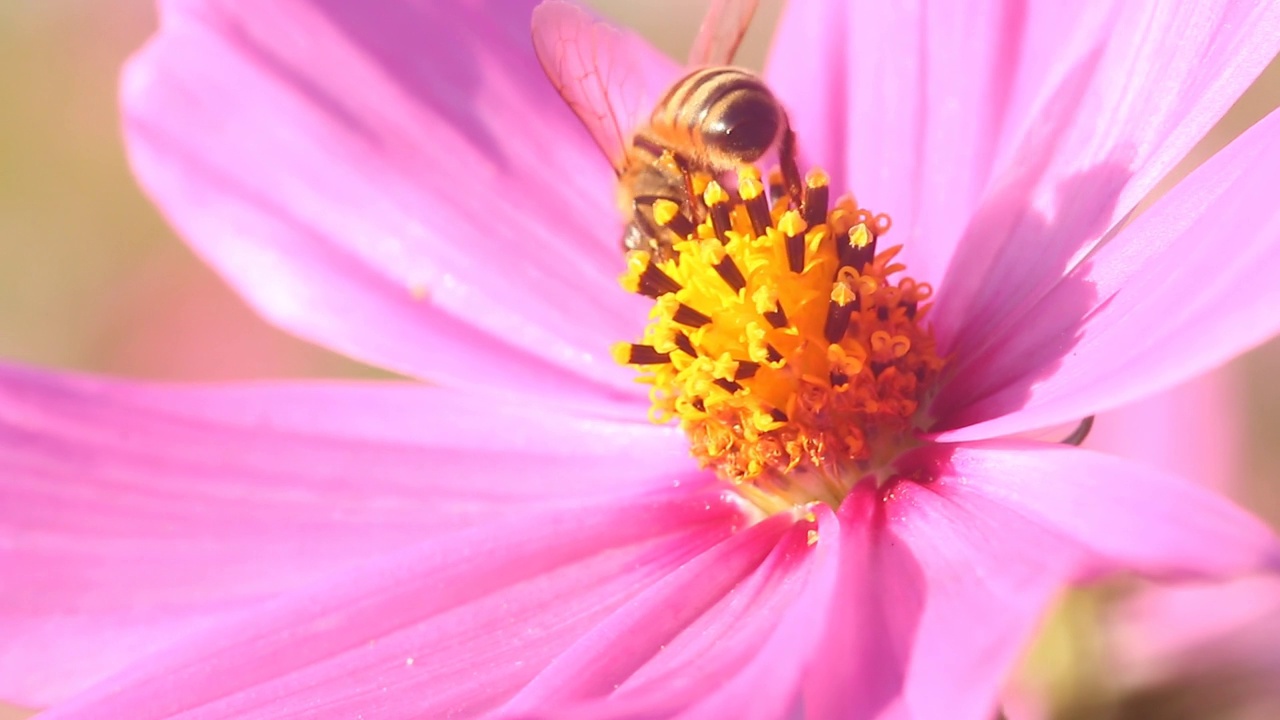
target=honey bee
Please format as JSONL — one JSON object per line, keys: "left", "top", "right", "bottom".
{"left": 532, "top": 0, "right": 802, "bottom": 260}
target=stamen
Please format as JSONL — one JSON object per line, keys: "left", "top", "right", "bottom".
{"left": 616, "top": 163, "right": 944, "bottom": 512}
{"left": 762, "top": 304, "right": 788, "bottom": 329}
{"left": 713, "top": 378, "right": 743, "bottom": 393}
{"left": 622, "top": 251, "right": 681, "bottom": 298}
{"left": 614, "top": 343, "right": 670, "bottom": 365}
{"left": 704, "top": 182, "right": 734, "bottom": 243}
{"left": 824, "top": 292, "right": 857, "bottom": 343}
{"left": 753, "top": 286, "right": 788, "bottom": 329}
{"left": 837, "top": 223, "right": 877, "bottom": 271}
{"left": 738, "top": 167, "right": 773, "bottom": 238}
{"left": 779, "top": 211, "right": 808, "bottom": 274}
{"left": 715, "top": 256, "right": 747, "bottom": 292}
{"left": 674, "top": 332, "right": 697, "bottom": 357}
{"left": 671, "top": 302, "right": 713, "bottom": 328}
{"left": 652, "top": 198, "right": 695, "bottom": 238}
{"left": 802, "top": 169, "right": 830, "bottom": 229}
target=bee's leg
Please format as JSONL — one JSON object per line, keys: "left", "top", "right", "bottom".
{"left": 778, "top": 125, "right": 804, "bottom": 211}
{"left": 663, "top": 152, "right": 706, "bottom": 224}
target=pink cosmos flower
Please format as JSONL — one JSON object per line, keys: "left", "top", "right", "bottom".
{"left": 5, "top": 1, "right": 1280, "bottom": 718}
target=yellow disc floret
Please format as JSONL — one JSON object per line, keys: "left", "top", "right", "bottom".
{"left": 616, "top": 166, "right": 945, "bottom": 513}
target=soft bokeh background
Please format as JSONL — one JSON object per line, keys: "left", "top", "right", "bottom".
{"left": 1, "top": 2, "right": 1277, "bottom": 718}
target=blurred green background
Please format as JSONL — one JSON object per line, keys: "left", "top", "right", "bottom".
{"left": 1, "top": 2, "right": 1277, "bottom": 718}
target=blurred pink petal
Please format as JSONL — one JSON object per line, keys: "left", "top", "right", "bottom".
{"left": 0, "top": 362, "right": 697, "bottom": 705}
{"left": 34, "top": 488, "right": 745, "bottom": 720}
{"left": 1087, "top": 370, "right": 1241, "bottom": 490}
{"left": 932, "top": 0, "right": 1280, "bottom": 360}
{"left": 121, "top": 0, "right": 681, "bottom": 404}
{"left": 1083, "top": 365, "right": 1280, "bottom": 716}
{"left": 933, "top": 105, "right": 1280, "bottom": 439}
{"left": 1112, "top": 575, "right": 1280, "bottom": 683}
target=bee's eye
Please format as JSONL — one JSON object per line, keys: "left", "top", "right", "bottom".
{"left": 703, "top": 90, "right": 783, "bottom": 161}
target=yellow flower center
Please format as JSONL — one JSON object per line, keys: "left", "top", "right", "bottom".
{"left": 614, "top": 166, "right": 945, "bottom": 514}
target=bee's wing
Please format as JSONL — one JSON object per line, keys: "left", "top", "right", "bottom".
{"left": 687, "top": 0, "right": 760, "bottom": 67}
{"left": 532, "top": 1, "right": 650, "bottom": 175}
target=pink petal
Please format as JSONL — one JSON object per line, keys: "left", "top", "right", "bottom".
{"left": 494, "top": 509, "right": 803, "bottom": 712}
{"left": 0, "top": 363, "right": 697, "bottom": 706}
{"left": 543, "top": 506, "right": 842, "bottom": 719}
{"left": 932, "top": 105, "right": 1280, "bottom": 440}
{"left": 931, "top": 0, "right": 1280, "bottom": 361}
{"left": 766, "top": 0, "right": 1033, "bottom": 286}
{"left": 648, "top": 506, "right": 839, "bottom": 720}
{"left": 804, "top": 440, "right": 1278, "bottom": 720}
{"left": 35, "top": 488, "right": 745, "bottom": 719}
{"left": 900, "top": 441, "right": 1280, "bottom": 581}
{"left": 870, "top": 476, "right": 1076, "bottom": 720}
{"left": 801, "top": 485, "right": 918, "bottom": 720}
{"left": 121, "top": 0, "right": 679, "bottom": 403}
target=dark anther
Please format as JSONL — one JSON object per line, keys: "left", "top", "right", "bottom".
{"left": 836, "top": 228, "right": 877, "bottom": 271}
{"left": 904, "top": 301, "right": 918, "bottom": 319}
{"left": 709, "top": 200, "right": 733, "bottom": 243}
{"left": 824, "top": 301, "right": 856, "bottom": 343}
{"left": 674, "top": 333, "right": 697, "bottom": 357}
{"left": 762, "top": 302, "right": 789, "bottom": 329}
{"left": 659, "top": 210, "right": 695, "bottom": 238}
{"left": 876, "top": 306, "right": 890, "bottom": 321}
{"left": 830, "top": 370, "right": 850, "bottom": 387}
{"left": 626, "top": 344, "right": 671, "bottom": 365}
{"left": 734, "top": 361, "right": 760, "bottom": 380}
{"left": 1060, "top": 416, "right": 1095, "bottom": 446}
{"left": 870, "top": 360, "right": 891, "bottom": 377}
{"left": 636, "top": 262, "right": 682, "bottom": 298}
{"left": 769, "top": 407, "right": 789, "bottom": 423}
{"left": 713, "top": 378, "right": 744, "bottom": 393}
{"left": 673, "top": 303, "right": 713, "bottom": 328}
{"left": 785, "top": 228, "right": 806, "bottom": 274}
{"left": 691, "top": 397, "right": 707, "bottom": 412}
{"left": 637, "top": 194, "right": 695, "bottom": 238}
{"left": 744, "top": 190, "right": 771, "bottom": 238}
{"left": 765, "top": 344, "right": 784, "bottom": 364}
{"left": 802, "top": 179, "right": 829, "bottom": 230}
{"left": 714, "top": 256, "right": 747, "bottom": 292}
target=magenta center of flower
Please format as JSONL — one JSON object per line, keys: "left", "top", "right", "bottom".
{"left": 615, "top": 166, "right": 946, "bottom": 513}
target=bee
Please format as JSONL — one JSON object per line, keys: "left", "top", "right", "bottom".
{"left": 532, "top": 0, "right": 802, "bottom": 261}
